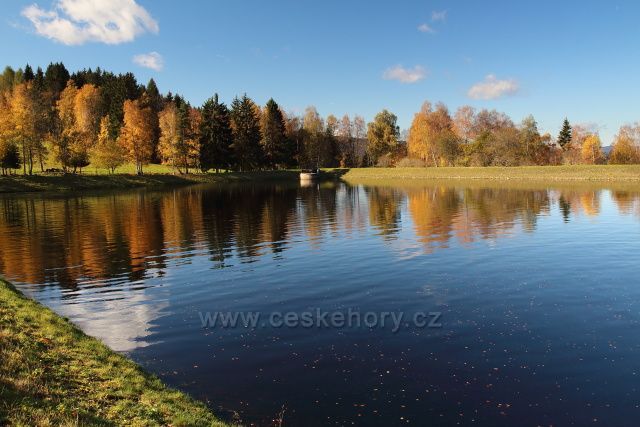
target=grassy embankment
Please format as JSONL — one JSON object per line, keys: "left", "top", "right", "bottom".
{"left": 337, "top": 165, "right": 640, "bottom": 182}
{"left": 0, "top": 170, "right": 299, "bottom": 193}
{"left": 0, "top": 279, "right": 228, "bottom": 426}
{"left": 2, "top": 165, "right": 640, "bottom": 193}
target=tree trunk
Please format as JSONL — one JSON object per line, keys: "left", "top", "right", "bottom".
{"left": 22, "top": 143, "right": 27, "bottom": 175}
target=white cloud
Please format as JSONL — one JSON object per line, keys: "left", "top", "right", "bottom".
{"left": 417, "top": 23, "right": 435, "bottom": 33}
{"left": 133, "top": 52, "right": 163, "bottom": 71}
{"left": 21, "top": 0, "right": 158, "bottom": 45}
{"left": 383, "top": 65, "right": 427, "bottom": 84}
{"left": 467, "top": 74, "right": 520, "bottom": 100}
{"left": 432, "top": 10, "right": 447, "bottom": 22}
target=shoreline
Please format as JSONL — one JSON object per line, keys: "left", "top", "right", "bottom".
{"left": 0, "top": 278, "right": 228, "bottom": 426}
{"left": 337, "top": 165, "right": 640, "bottom": 182}
{"left": 0, "top": 165, "right": 640, "bottom": 194}
{"left": 0, "top": 170, "right": 299, "bottom": 194}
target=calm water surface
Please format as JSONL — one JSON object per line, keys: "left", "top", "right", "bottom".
{"left": 3, "top": 181, "right": 640, "bottom": 426}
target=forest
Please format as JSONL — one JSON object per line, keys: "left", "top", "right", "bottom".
{"left": 1, "top": 62, "right": 639, "bottom": 176}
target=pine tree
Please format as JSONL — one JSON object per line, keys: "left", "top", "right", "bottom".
{"left": 260, "top": 98, "right": 287, "bottom": 169}
{"left": 0, "top": 143, "right": 21, "bottom": 175}
{"left": 44, "top": 62, "right": 70, "bottom": 98}
{"left": 557, "top": 118, "right": 572, "bottom": 150}
{"left": 230, "top": 94, "right": 262, "bottom": 171}
{"left": 199, "top": 94, "right": 233, "bottom": 173}
{"left": 23, "top": 64, "right": 34, "bottom": 82}
{"left": 144, "top": 78, "right": 163, "bottom": 162}
{"left": 34, "top": 67, "right": 45, "bottom": 91}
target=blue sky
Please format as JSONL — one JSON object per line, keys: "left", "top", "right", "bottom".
{"left": 2, "top": 0, "right": 639, "bottom": 144}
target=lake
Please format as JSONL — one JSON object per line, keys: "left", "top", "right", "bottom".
{"left": 3, "top": 180, "right": 640, "bottom": 426}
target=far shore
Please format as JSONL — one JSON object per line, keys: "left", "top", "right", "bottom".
{"left": 337, "top": 165, "right": 640, "bottom": 182}
{"left": 1, "top": 165, "right": 640, "bottom": 194}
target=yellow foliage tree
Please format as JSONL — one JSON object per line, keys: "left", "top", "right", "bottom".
{"left": 55, "top": 81, "right": 79, "bottom": 171}
{"left": 90, "top": 116, "right": 125, "bottom": 173}
{"left": 408, "top": 102, "right": 458, "bottom": 167}
{"left": 580, "top": 134, "right": 604, "bottom": 164}
{"left": 0, "top": 92, "right": 21, "bottom": 175}
{"left": 158, "top": 102, "right": 180, "bottom": 169}
{"left": 10, "top": 82, "right": 48, "bottom": 175}
{"left": 118, "top": 99, "right": 154, "bottom": 175}
{"left": 159, "top": 102, "right": 200, "bottom": 174}
{"left": 71, "top": 84, "right": 101, "bottom": 172}
{"left": 609, "top": 134, "right": 640, "bottom": 164}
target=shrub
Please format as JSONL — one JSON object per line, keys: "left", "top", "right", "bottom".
{"left": 395, "top": 157, "right": 426, "bottom": 168}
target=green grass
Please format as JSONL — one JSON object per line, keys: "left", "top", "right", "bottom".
{"left": 0, "top": 170, "right": 300, "bottom": 193}
{"left": 0, "top": 279, "right": 229, "bottom": 427}
{"left": 335, "top": 165, "right": 640, "bottom": 182}
{"left": 5, "top": 165, "right": 640, "bottom": 194}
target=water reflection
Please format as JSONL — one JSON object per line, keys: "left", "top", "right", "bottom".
{"left": 0, "top": 184, "right": 636, "bottom": 290}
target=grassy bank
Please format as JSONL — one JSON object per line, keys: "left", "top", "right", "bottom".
{"left": 337, "top": 165, "right": 640, "bottom": 182}
{"left": 3, "top": 166, "right": 640, "bottom": 194}
{"left": 0, "top": 279, "right": 227, "bottom": 426}
{"left": 0, "top": 170, "right": 299, "bottom": 193}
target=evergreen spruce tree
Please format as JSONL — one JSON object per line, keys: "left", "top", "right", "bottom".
{"left": 0, "top": 143, "right": 21, "bottom": 175}
{"left": 44, "top": 62, "right": 70, "bottom": 97}
{"left": 143, "top": 78, "right": 163, "bottom": 162}
{"left": 34, "top": 67, "right": 45, "bottom": 91}
{"left": 199, "top": 94, "right": 233, "bottom": 172}
{"left": 230, "top": 94, "right": 263, "bottom": 171}
{"left": 260, "top": 98, "right": 287, "bottom": 169}
{"left": 23, "top": 64, "right": 34, "bottom": 82}
{"left": 557, "top": 118, "right": 572, "bottom": 150}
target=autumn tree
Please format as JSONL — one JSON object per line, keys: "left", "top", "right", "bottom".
{"left": 175, "top": 100, "right": 201, "bottom": 173}
{"left": 302, "top": 106, "right": 325, "bottom": 168}
{"left": 453, "top": 105, "right": 477, "bottom": 143}
{"left": 158, "top": 98, "right": 199, "bottom": 174}
{"left": 260, "top": 98, "right": 287, "bottom": 169}
{"left": 408, "top": 102, "right": 458, "bottom": 166}
{"left": 580, "top": 134, "right": 604, "bottom": 164}
{"left": 336, "top": 114, "right": 355, "bottom": 167}
{"left": 158, "top": 102, "right": 180, "bottom": 170}
{"left": 231, "top": 95, "right": 262, "bottom": 171}
{"left": 53, "top": 82, "right": 101, "bottom": 172}
{"left": 90, "top": 115, "right": 124, "bottom": 173}
{"left": 118, "top": 99, "right": 154, "bottom": 174}
{"left": 352, "top": 115, "right": 367, "bottom": 166}
{"left": 610, "top": 125, "right": 640, "bottom": 164}
{"left": 72, "top": 83, "right": 101, "bottom": 171}
{"left": 10, "top": 82, "right": 48, "bottom": 174}
{"left": 199, "top": 94, "right": 233, "bottom": 172}
{"left": 367, "top": 109, "right": 399, "bottom": 165}
{"left": 54, "top": 80, "right": 79, "bottom": 170}
{"left": 0, "top": 66, "right": 18, "bottom": 93}
{"left": 0, "top": 92, "right": 20, "bottom": 175}
{"left": 519, "top": 115, "right": 545, "bottom": 165}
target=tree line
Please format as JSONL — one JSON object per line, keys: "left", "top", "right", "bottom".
{"left": 0, "top": 63, "right": 371, "bottom": 175}
{"left": 1, "top": 62, "right": 639, "bottom": 176}
{"left": 402, "top": 103, "right": 640, "bottom": 167}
